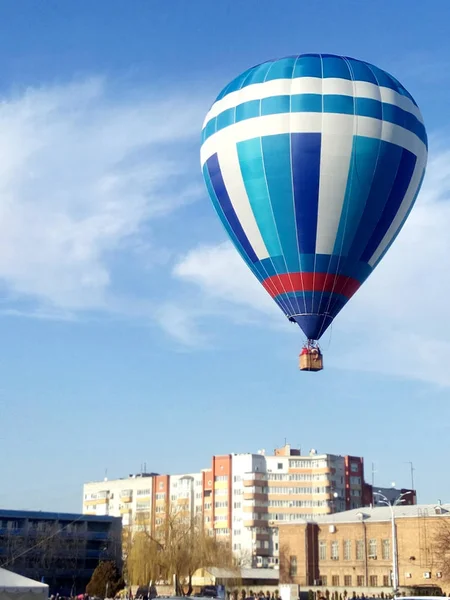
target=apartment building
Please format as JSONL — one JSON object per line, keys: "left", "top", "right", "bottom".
{"left": 83, "top": 445, "right": 402, "bottom": 568}
{"left": 278, "top": 504, "right": 448, "bottom": 595}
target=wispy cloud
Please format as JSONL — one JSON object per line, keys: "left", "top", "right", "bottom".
{"left": 170, "top": 141, "right": 450, "bottom": 386}
{"left": 0, "top": 77, "right": 204, "bottom": 315}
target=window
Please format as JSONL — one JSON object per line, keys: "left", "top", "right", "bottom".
{"left": 331, "top": 576, "right": 339, "bottom": 586}
{"left": 350, "top": 476, "right": 361, "bottom": 485}
{"left": 319, "top": 540, "right": 326, "bottom": 560}
{"left": 343, "top": 539, "right": 351, "bottom": 560}
{"left": 331, "top": 540, "right": 339, "bottom": 560}
{"left": 357, "top": 576, "right": 365, "bottom": 587}
{"left": 321, "top": 576, "right": 327, "bottom": 586}
{"left": 289, "top": 556, "right": 297, "bottom": 577}
{"left": 356, "top": 540, "right": 364, "bottom": 560}
{"left": 383, "top": 575, "right": 390, "bottom": 587}
{"left": 277, "top": 463, "right": 283, "bottom": 470}
{"left": 233, "top": 502, "right": 241, "bottom": 509}
{"left": 369, "top": 575, "right": 378, "bottom": 587}
{"left": 368, "top": 538, "right": 377, "bottom": 558}
{"left": 137, "top": 488, "right": 151, "bottom": 496}
{"left": 351, "top": 463, "right": 359, "bottom": 472}
{"left": 214, "top": 475, "right": 228, "bottom": 482}
{"left": 344, "top": 576, "right": 352, "bottom": 586}
{"left": 382, "top": 539, "right": 390, "bottom": 560}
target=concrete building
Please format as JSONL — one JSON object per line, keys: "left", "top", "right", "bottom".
{"left": 0, "top": 509, "right": 122, "bottom": 596}
{"left": 278, "top": 504, "right": 449, "bottom": 596}
{"left": 83, "top": 445, "right": 412, "bottom": 569}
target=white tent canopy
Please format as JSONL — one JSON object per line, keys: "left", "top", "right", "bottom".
{"left": 0, "top": 568, "right": 48, "bottom": 600}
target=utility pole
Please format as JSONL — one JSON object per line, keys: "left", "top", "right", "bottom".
{"left": 374, "top": 490, "right": 413, "bottom": 595}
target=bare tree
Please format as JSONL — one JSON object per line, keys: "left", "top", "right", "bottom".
{"left": 432, "top": 519, "right": 450, "bottom": 580}
{"left": 126, "top": 507, "right": 236, "bottom": 595}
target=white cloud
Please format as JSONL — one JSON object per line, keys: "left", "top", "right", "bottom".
{"left": 172, "top": 143, "right": 450, "bottom": 386}
{"left": 0, "top": 77, "right": 204, "bottom": 313}
{"left": 173, "top": 242, "right": 277, "bottom": 316}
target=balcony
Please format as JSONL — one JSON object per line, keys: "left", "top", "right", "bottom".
{"left": 254, "top": 547, "right": 271, "bottom": 556}
{"left": 243, "top": 492, "right": 268, "bottom": 501}
{"left": 120, "top": 490, "right": 133, "bottom": 503}
{"left": 243, "top": 519, "right": 268, "bottom": 527}
{"left": 254, "top": 532, "right": 270, "bottom": 541}
{"left": 243, "top": 473, "right": 267, "bottom": 487}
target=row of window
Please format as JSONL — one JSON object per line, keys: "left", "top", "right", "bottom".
{"left": 268, "top": 473, "right": 329, "bottom": 482}
{"left": 266, "top": 486, "right": 331, "bottom": 495}
{"left": 289, "top": 460, "right": 328, "bottom": 468}
{"left": 321, "top": 575, "right": 391, "bottom": 587}
{"left": 246, "top": 513, "right": 315, "bottom": 521}
{"left": 268, "top": 500, "right": 329, "bottom": 508}
{"left": 319, "top": 539, "right": 390, "bottom": 561}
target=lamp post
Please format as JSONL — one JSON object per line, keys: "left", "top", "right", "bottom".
{"left": 373, "top": 490, "right": 412, "bottom": 596}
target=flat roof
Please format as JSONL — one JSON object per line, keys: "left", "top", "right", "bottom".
{"left": 280, "top": 504, "right": 450, "bottom": 526}
{"left": 0, "top": 509, "right": 120, "bottom": 522}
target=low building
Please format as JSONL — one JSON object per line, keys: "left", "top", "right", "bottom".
{"left": 278, "top": 504, "right": 449, "bottom": 596}
{"left": 192, "top": 567, "right": 279, "bottom": 594}
{"left": 0, "top": 509, "right": 122, "bottom": 596}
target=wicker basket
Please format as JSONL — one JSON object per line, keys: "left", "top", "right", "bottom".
{"left": 299, "top": 351, "right": 323, "bottom": 372}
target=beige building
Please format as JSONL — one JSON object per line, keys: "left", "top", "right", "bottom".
{"left": 278, "top": 504, "right": 449, "bottom": 595}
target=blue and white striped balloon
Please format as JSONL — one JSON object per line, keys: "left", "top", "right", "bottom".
{"left": 200, "top": 54, "right": 427, "bottom": 341}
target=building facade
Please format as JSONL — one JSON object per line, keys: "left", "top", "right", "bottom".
{"left": 0, "top": 509, "right": 122, "bottom": 595}
{"left": 83, "top": 445, "right": 409, "bottom": 569}
{"left": 278, "top": 504, "right": 448, "bottom": 595}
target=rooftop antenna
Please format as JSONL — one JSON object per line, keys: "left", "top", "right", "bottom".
{"left": 144, "top": 462, "right": 147, "bottom": 473}
{"left": 405, "top": 461, "right": 415, "bottom": 491}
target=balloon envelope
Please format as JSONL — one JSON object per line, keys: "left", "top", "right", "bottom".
{"left": 200, "top": 54, "right": 427, "bottom": 340}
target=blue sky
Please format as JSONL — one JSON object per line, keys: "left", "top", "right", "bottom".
{"left": 0, "top": 0, "right": 449, "bottom": 512}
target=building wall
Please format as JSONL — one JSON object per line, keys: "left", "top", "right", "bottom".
{"left": 278, "top": 508, "right": 448, "bottom": 593}
{"left": 0, "top": 509, "right": 121, "bottom": 596}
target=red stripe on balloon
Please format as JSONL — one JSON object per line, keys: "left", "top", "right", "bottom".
{"left": 262, "top": 272, "right": 361, "bottom": 300}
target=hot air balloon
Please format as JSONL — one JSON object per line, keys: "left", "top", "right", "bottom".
{"left": 200, "top": 53, "right": 427, "bottom": 371}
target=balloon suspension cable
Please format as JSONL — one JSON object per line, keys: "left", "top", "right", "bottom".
{"left": 304, "top": 339, "right": 321, "bottom": 351}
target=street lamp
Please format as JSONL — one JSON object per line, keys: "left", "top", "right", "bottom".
{"left": 373, "top": 490, "right": 412, "bottom": 596}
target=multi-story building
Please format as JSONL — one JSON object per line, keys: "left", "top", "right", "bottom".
{"left": 83, "top": 445, "right": 411, "bottom": 568}
{"left": 278, "top": 503, "right": 449, "bottom": 595}
{"left": 0, "top": 509, "right": 122, "bottom": 595}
